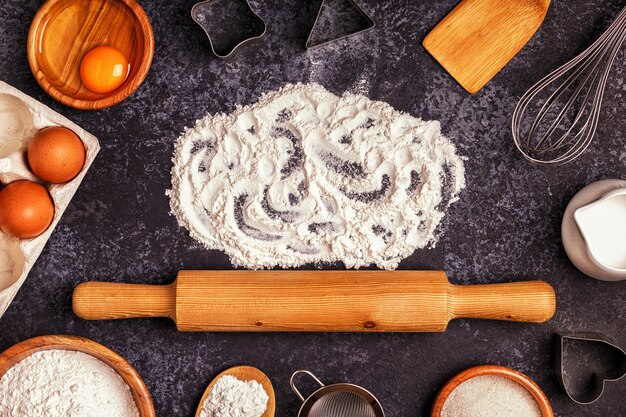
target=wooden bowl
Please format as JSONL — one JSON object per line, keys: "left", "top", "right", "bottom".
{"left": 0, "top": 335, "right": 155, "bottom": 417}
{"left": 27, "top": 0, "right": 154, "bottom": 110}
{"left": 431, "top": 365, "right": 554, "bottom": 417}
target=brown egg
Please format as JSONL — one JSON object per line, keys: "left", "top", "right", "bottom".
{"left": 28, "top": 126, "right": 86, "bottom": 183}
{"left": 0, "top": 180, "right": 55, "bottom": 239}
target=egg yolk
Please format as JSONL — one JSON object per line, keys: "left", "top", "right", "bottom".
{"left": 79, "top": 46, "right": 129, "bottom": 94}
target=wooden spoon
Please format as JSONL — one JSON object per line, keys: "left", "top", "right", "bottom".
{"left": 423, "top": 0, "right": 551, "bottom": 93}
{"left": 195, "top": 366, "right": 276, "bottom": 417}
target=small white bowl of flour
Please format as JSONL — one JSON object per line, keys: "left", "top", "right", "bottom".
{"left": 0, "top": 335, "right": 154, "bottom": 417}
{"left": 431, "top": 365, "right": 553, "bottom": 417}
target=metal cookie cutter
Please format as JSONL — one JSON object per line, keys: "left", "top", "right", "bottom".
{"left": 554, "top": 333, "right": 626, "bottom": 404}
{"left": 191, "top": 0, "right": 266, "bottom": 58}
{"left": 306, "top": 0, "right": 375, "bottom": 49}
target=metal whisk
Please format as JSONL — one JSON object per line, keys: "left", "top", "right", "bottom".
{"left": 512, "top": 6, "right": 626, "bottom": 165}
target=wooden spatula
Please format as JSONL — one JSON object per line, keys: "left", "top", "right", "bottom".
{"left": 73, "top": 270, "right": 555, "bottom": 332}
{"left": 423, "top": 0, "right": 551, "bottom": 93}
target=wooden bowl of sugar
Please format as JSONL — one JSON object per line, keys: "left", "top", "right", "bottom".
{"left": 0, "top": 334, "right": 154, "bottom": 417}
{"left": 27, "top": 0, "right": 154, "bottom": 110}
{"left": 431, "top": 365, "right": 554, "bottom": 417}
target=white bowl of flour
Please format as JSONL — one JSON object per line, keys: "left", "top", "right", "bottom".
{"left": 0, "top": 335, "right": 154, "bottom": 417}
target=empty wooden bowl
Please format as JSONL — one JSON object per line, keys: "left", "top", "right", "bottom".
{"left": 27, "top": 0, "right": 154, "bottom": 110}
{"left": 0, "top": 334, "right": 155, "bottom": 417}
{"left": 431, "top": 365, "right": 553, "bottom": 417}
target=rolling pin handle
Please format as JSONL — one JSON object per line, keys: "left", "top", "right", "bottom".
{"left": 448, "top": 280, "right": 556, "bottom": 323}
{"left": 72, "top": 281, "right": 176, "bottom": 321}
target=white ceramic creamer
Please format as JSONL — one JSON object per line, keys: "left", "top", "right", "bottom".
{"left": 574, "top": 188, "right": 626, "bottom": 273}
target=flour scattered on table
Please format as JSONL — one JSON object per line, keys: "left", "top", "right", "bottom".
{"left": 169, "top": 83, "right": 465, "bottom": 269}
{"left": 199, "top": 375, "right": 269, "bottom": 417}
{"left": 0, "top": 350, "right": 139, "bottom": 417}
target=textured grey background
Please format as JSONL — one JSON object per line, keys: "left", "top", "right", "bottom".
{"left": 1, "top": 0, "right": 625, "bottom": 416}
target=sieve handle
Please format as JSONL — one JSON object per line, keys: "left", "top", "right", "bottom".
{"left": 290, "top": 370, "right": 325, "bottom": 402}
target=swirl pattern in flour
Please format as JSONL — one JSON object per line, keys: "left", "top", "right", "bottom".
{"left": 169, "top": 84, "right": 465, "bottom": 269}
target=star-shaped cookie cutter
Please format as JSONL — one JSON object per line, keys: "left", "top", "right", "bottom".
{"left": 191, "top": 0, "right": 267, "bottom": 59}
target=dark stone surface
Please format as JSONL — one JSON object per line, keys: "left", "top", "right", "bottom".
{"left": 1, "top": 0, "right": 625, "bottom": 416}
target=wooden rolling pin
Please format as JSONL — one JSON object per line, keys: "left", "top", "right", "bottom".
{"left": 72, "top": 270, "right": 556, "bottom": 332}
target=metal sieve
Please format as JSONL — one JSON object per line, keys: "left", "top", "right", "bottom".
{"left": 290, "top": 370, "right": 385, "bottom": 417}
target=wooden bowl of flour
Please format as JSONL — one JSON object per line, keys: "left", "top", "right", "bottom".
{"left": 0, "top": 335, "right": 155, "bottom": 417}
{"left": 431, "top": 365, "right": 553, "bottom": 417}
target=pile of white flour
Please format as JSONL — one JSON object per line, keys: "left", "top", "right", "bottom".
{"left": 199, "top": 375, "right": 269, "bottom": 417}
{"left": 169, "top": 83, "right": 465, "bottom": 269}
{"left": 0, "top": 350, "right": 139, "bottom": 417}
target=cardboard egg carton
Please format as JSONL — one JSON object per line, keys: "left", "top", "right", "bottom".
{"left": 0, "top": 81, "right": 100, "bottom": 318}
